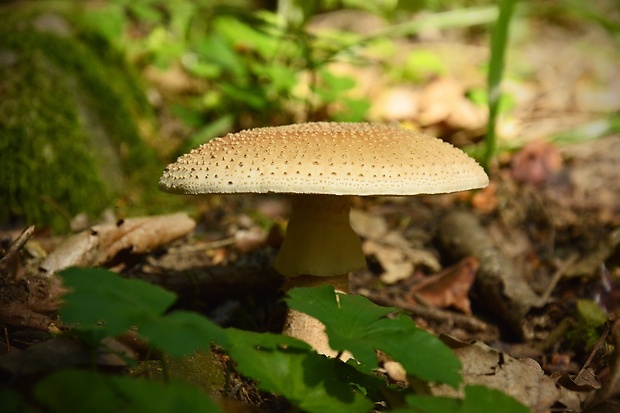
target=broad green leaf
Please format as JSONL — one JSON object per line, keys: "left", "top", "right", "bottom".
{"left": 196, "top": 35, "right": 247, "bottom": 79}
{"left": 399, "top": 395, "right": 461, "bottom": 413}
{"left": 336, "top": 359, "right": 397, "bottom": 403}
{"left": 0, "top": 387, "right": 38, "bottom": 413}
{"left": 226, "top": 331, "right": 372, "bottom": 413}
{"left": 35, "top": 370, "right": 222, "bottom": 413}
{"left": 60, "top": 268, "right": 176, "bottom": 337}
{"left": 214, "top": 16, "right": 279, "bottom": 59}
{"left": 403, "top": 385, "right": 529, "bottom": 413}
{"left": 287, "top": 285, "right": 462, "bottom": 387}
{"left": 60, "top": 268, "right": 226, "bottom": 355}
{"left": 461, "top": 385, "right": 529, "bottom": 413}
{"left": 314, "top": 69, "right": 357, "bottom": 102}
{"left": 226, "top": 328, "right": 312, "bottom": 352}
{"left": 140, "top": 311, "right": 228, "bottom": 356}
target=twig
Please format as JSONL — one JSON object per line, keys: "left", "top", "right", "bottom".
{"left": 541, "top": 253, "right": 579, "bottom": 303}
{"left": 166, "top": 237, "right": 236, "bottom": 253}
{"left": 0, "top": 225, "right": 35, "bottom": 280}
{"left": 361, "top": 290, "right": 490, "bottom": 333}
{"left": 581, "top": 321, "right": 611, "bottom": 372}
{"left": 3, "top": 327, "right": 10, "bottom": 353}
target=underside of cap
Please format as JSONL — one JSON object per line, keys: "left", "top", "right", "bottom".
{"left": 159, "top": 122, "right": 489, "bottom": 196}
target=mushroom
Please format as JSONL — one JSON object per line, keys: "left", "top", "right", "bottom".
{"left": 159, "top": 122, "right": 488, "bottom": 355}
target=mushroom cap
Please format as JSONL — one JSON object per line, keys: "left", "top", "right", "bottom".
{"left": 159, "top": 122, "right": 488, "bottom": 196}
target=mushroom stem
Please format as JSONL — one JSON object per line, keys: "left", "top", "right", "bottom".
{"left": 274, "top": 194, "right": 366, "bottom": 277}
{"left": 282, "top": 274, "right": 350, "bottom": 358}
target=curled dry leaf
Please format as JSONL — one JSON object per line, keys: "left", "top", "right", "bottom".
{"left": 352, "top": 208, "right": 440, "bottom": 284}
{"left": 39, "top": 213, "right": 196, "bottom": 275}
{"left": 364, "top": 239, "right": 414, "bottom": 284}
{"left": 363, "top": 234, "right": 440, "bottom": 284}
{"left": 405, "top": 257, "right": 479, "bottom": 315}
{"left": 383, "top": 360, "right": 408, "bottom": 383}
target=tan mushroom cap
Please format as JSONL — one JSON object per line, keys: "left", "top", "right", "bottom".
{"left": 159, "top": 122, "right": 488, "bottom": 196}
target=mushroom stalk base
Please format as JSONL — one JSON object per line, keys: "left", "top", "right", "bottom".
{"left": 282, "top": 274, "right": 350, "bottom": 358}
{"left": 274, "top": 194, "right": 365, "bottom": 277}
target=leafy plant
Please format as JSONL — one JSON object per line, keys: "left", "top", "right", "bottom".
{"left": 1, "top": 267, "right": 530, "bottom": 413}
{"left": 76, "top": 0, "right": 371, "bottom": 153}
{"left": 35, "top": 370, "right": 223, "bottom": 413}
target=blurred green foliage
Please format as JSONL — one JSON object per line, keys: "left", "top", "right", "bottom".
{"left": 76, "top": 0, "right": 377, "bottom": 154}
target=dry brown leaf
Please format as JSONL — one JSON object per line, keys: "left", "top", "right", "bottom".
{"left": 510, "top": 140, "right": 563, "bottom": 186}
{"left": 355, "top": 207, "right": 440, "bottom": 284}
{"left": 430, "top": 339, "right": 565, "bottom": 412}
{"left": 364, "top": 239, "right": 414, "bottom": 284}
{"left": 39, "top": 213, "right": 196, "bottom": 275}
{"left": 363, "top": 235, "right": 440, "bottom": 284}
{"left": 470, "top": 181, "right": 499, "bottom": 214}
{"left": 445, "top": 97, "right": 487, "bottom": 131}
{"left": 417, "top": 77, "right": 464, "bottom": 126}
{"left": 418, "top": 78, "right": 483, "bottom": 130}
{"left": 406, "top": 257, "right": 478, "bottom": 314}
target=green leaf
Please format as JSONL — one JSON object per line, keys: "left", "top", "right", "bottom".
{"left": 59, "top": 268, "right": 226, "bottom": 354}
{"left": 60, "top": 268, "right": 176, "bottom": 337}
{"left": 0, "top": 387, "right": 38, "bottom": 413}
{"left": 400, "top": 394, "right": 461, "bottom": 413}
{"left": 333, "top": 97, "right": 371, "bottom": 122}
{"left": 335, "top": 359, "right": 397, "bottom": 403}
{"left": 226, "top": 328, "right": 312, "bottom": 352}
{"left": 314, "top": 69, "right": 357, "bottom": 102}
{"left": 183, "top": 114, "right": 234, "bottom": 150}
{"left": 287, "top": 285, "right": 462, "bottom": 387}
{"left": 214, "top": 16, "right": 278, "bottom": 57}
{"left": 461, "top": 385, "right": 529, "bottom": 413}
{"left": 35, "top": 370, "right": 222, "bottom": 413}
{"left": 402, "top": 385, "right": 529, "bottom": 413}
{"left": 196, "top": 35, "right": 247, "bottom": 79}
{"left": 128, "top": 3, "right": 162, "bottom": 24}
{"left": 226, "top": 329, "right": 372, "bottom": 413}
{"left": 141, "top": 311, "right": 228, "bottom": 356}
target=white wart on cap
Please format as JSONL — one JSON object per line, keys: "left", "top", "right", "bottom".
{"left": 160, "top": 122, "right": 488, "bottom": 277}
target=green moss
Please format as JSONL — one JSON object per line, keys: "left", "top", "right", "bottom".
{"left": 0, "top": 12, "right": 174, "bottom": 231}
{"left": 566, "top": 299, "right": 608, "bottom": 351}
{"left": 129, "top": 350, "right": 226, "bottom": 397}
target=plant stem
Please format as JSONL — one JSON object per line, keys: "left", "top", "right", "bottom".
{"left": 483, "top": 0, "right": 518, "bottom": 170}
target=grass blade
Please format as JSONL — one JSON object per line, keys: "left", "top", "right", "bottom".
{"left": 484, "top": 0, "right": 518, "bottom": 170}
